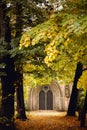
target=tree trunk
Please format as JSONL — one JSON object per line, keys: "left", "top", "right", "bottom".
{"left": 80, "top": 92, "right": 87, "bottom": 127}
{"left": 15, "top": 2, "right": 27, "bottom": 120}
{"left": 67, "top": 62, "right": 83, "bottom": 116}
{"left": 0, "top": 1, "right": 15, "bottom": 129}
{"left": 1, "top": 56, "right": 15, "bottom": 130}
{"left": 0, "top": 2, "right": 5, "bottom": 38}
{"left": 16, "top": 68, "right": 27, "bottom": 119}
{"left": 1, "top": 58, "right": 15, "bottom": 117}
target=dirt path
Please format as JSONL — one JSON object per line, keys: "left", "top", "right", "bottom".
{"left": 15, "top": 111, "right": 87, "bottom": 130}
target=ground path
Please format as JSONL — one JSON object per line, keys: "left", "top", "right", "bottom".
{"left": 15, "top": 110, "right": 87, "bottom": 130}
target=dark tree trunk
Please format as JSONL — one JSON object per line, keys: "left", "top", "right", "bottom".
{"left": 0, "top": 1, "right": 15, "bottom": 129}
{"left": 78, "top": 109, "right": 82, "bottom": 120}
{"left": 1, "top": 56, "right": 15, "bottom": 117}
{"left": 80, "top": 92, "right": 87, "bottom": 127}
{"left": 67, "top": 62, "right": 83, "bottom": 116}
{"left": 15, "top": 2, "right": 27, "bottom": 120}
{"left": 0, "top": 2, "right": 5, "bottom": 38}
{"left": 0, "top": 56, "right": 15, "bottom": 130}
{"left": 16, "top": 68, "right": 27, "bottom": 119}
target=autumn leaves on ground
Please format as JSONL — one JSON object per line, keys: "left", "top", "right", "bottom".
{"left": 15, "top": 111, "right": 87, "bottom": 130}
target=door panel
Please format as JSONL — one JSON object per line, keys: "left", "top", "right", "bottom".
{"left": 47, "top": 90, "right": 53, "bottom": 110}
{"left": 39, "top": 90, "right": 45, "bottom": 110}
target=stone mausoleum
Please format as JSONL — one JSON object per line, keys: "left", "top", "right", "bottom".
{"left": 27, "top": 81, "right": 72, "bottom": 111}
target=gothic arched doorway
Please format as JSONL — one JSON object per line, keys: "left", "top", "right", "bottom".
{"left": 39, "top": 87, "right": 53, "bottom": 110}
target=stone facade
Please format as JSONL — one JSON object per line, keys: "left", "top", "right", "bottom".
{"left": 28, "top": 81, "right": 72, "bottom": 111}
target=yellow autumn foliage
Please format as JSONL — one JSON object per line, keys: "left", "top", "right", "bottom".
{"left": 44, "top": 42, "right": 58, "bottom": 66}
{"left": 19, "top": 34, "right": 31, "bottom": 50}
{"left": 77, "top": 70, "right": 87, "bottom": 90}
{"left": 19, "top": 12, "right": 87, "bottom": 68}
{"left": 19, "top": 16, "right": 59, "bottom": 50}
{"left": 23, "top": 63, "right": 36, "bottom": 72}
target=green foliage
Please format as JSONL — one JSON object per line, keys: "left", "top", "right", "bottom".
{"left": 0, "top": 116, "right": 14, "bottom": 126}
{"left": 23, "top": 62, "right": 54, "bottom": 87}
{"left": 19, "top": 9, "right": 87, "bottom": 83}
{"left": 77, "top": 88, "right": 86, "bottom": 110}
{"left": 1, "top": 0, "right": 87, "bottom": 86}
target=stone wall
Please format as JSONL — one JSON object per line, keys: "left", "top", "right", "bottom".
{"left": 27, "top": 80, "right": 72, "bottom": 111}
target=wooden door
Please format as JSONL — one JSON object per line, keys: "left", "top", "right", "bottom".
{"left": 39, "top": 90, "right": 45, "bottom": 110}
{"left": 47, "top": 90, "right": 53, "bottom": 110}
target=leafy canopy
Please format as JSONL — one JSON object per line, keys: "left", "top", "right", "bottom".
{"left": 19, "top": 12, "right": 87, "bottom": 66}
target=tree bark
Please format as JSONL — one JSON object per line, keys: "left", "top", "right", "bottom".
{"left": 15, "top": 2, "right": 27, "bottom": 120}
{"left": 67, "top": 62, "right": 83, "bottom": 116}
{"left": 0, "top": 0, "right": 6, "bottom": 38}
{"left": 1, "top": 56, "right": 15, "bottom": 130}
{"left": 1, "top": 56, "right": 15, "bottom": 117}
{"left": 16, "top": 68, "right": 27, "bottom": 119}
{"left": 80, "top": 92, "right": 87, "bottom": 127}
{"left": 0, "top": 1, "right": 15, "bottom": 129}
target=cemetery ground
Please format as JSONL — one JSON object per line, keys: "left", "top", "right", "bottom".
{"left": 15, "top": 110, "right": 87, "bottom": 130}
